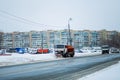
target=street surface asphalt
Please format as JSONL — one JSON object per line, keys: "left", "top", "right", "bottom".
{"left": 0, "top": 53, "right": 120, "bottom": 80}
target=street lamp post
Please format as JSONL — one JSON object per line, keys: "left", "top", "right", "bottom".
{"left": 68, "top": 18, "right": 72, "bottom": 46}
{"left": 41, "top": 31, "right": 43, "bottom": 54}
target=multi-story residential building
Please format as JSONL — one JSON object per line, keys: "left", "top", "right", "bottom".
{"left": 2, "top": 29, "right": 120, "bottom": 49}
{"left": 47, "top": 29, "right": 71, "bottom": 48}
{"left": 60, "top": 29, "right": 69, "bottom": 45}
{"left": 73, "top": 30, "right": 91, "bottom": 49}
{"left": 82, "top": 30, "right": 90, "bottom": 47}
{"left": 90, "top": 31, "right": 100, "bottom": 47}
{"left": 3, "top": 33, "right": 13, "bottom": 48}
{"left": 0, "top": 32, "right": 4, "bottom": 49}
{"left": 30, "top": 31, "right": 48, "bottom": 48}
{"left": 13, "top": 32, "right": 30, "bottom": 48}
{"left": 47, "top": 30, "right": 55, "bottom": 48}
{"left": 30, "top": 31, "right": 41, "bottom": 48}
{"left": 42, "top": 31, "right": 48, "bottom": 48}
{"left": 73, "top": 30, "right": 82, "bottom": 49}
{"left": 47, "top": 30, "right": 63, "bottom": 48}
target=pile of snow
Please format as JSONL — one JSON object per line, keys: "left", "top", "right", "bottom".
{"left": 75, "top": 52, "right": 101, "bottom": 57}
{"left": 0, "top": 53, "right": 59, "bottom": 66}
{"left": 78, "top": 61, "right": 120, "bottom": 80}
{"left": 0, "top": 52, "right": 101, "bottom": 67}
{"left": 80, "top": 47, "right": 102, "bottom": 54}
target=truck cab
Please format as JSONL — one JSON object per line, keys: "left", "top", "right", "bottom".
{"left": 54, "top": 45, "right": 74, "bottom": 57}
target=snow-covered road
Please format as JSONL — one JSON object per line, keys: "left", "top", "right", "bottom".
{"left": 0, "top": 53, "right": 120, "bottom": 80}
{"left": 0, "top": 52, "right": 120, "bottom": 80}
{"left": 0, "top": 52, "right": 101, "bottom": 67}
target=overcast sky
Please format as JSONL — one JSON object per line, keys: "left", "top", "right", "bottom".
{"left": 0, "top": 0, "right": 120, "bottom": 32}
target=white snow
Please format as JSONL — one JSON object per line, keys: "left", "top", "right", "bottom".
{"left": 1, "top": 51, "right": 119, "bottom": 79}
{"left": 0, "top": 52, "right": 101, "bottom": 67}
{"left": 75, "top": 52, "right": 101, "bottom": 57}
{"left": 78, "top": 61, "right": 120, "bottom": 80}
{"left": 0, "top": 53, "right": 59, "bottom": 66}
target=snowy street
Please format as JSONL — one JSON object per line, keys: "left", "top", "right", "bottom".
{"left": 0, "top": 0, "right": 120, "bottom": 80}
{"left": 0, "top": 53, "right": 120, "bottom": 80}
{"left": 0, "top": 52, "right": 101, "bottom": 67}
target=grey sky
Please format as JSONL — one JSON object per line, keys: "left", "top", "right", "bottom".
{"left": 0, "top": 0, "right": 120, "bottom": 32}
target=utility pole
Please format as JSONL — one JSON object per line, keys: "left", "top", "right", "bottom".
{"left": 41, "top": 31, "right": 43, "bottom": 54}
{"left": 68, "top": 18, "right": 72, "bottom": 45}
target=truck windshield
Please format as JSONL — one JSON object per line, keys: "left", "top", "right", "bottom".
{"left": 102, "top": 45, "right": 109, "bottom": 49}
{"left": 54, "top": 45, "right": 65, "bottom": 48}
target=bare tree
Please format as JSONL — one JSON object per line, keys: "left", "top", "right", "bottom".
{"left": 101, "top": 32, "right": 120, "bottom": 48}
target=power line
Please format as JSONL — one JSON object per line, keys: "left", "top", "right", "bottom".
{"left": 0, "top": 13, "right": 41, "bottom": 27}
{"left": 0, "top": 10, "right": 63, "bottom": 28}
{"left": 0, "top": 10, "right": 47, "bottom": 26}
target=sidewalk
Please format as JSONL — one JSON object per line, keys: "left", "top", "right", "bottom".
{"left": 78, "top": 61, "right": 120, "bottom": 80}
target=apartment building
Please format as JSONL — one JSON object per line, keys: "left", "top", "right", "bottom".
{"left": 2, "top": 29, "right": 119, "bottom": 49}
{"left": 13, "top": 32, "right": 30, "bottom": 48}
{"left": 73, "top": 30, "right": 91, "bottom": 49}
{"left": 47, "top": 30, "right": 61, "bottom": 48}
{"left": 3, "top": 33, "right": 13, "bottom": 48}
{"left": 0, "top": 32, "right": 4, "bottom": 49}
{"left": 90, "top": 31, "right": 100, "bottom": 47}
{"left": 30, "top": 31, "right": 48, "bottom": 48}
{"left": 60, "top": 29, "right": 69, "bottom": 45}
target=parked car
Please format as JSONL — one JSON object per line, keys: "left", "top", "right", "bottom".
{"left": 6, "top": 48, "right": 16, "bottom": 53}
{"left": 0, "top": 49, "right": 6, "bottom": 54}
{"left": 110, "top": 47, "right": 120, "bottom": 53}
{"left": 80, "top": 47, "right": 93, "bottom": 53}
{"left": 28, "top": 48, "right": 37, "bottom": 54}
{"left": 101, "top": 45, "right": 110, "bottom": 54}
{"left": 16, "top": 48, "right": 28, "bottom": 54}
{"left": 92, "top": 47, "right": 102, "bottom": 54}
{"left": 37, "top": 48, "right": 49, "bottom": 54}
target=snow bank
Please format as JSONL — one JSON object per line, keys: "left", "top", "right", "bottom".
{"left": 0, "top": 52, "right": 101, "bottom": 67}
{"left": 0, "top": 53, "right": 59, "bottom": 66}
{"left": 78, "top": 61, "right": 120, "bottom": 80}
{"left": 75, "top": 52, "right": 101, "bottom": 57}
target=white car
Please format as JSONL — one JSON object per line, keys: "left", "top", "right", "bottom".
{"left": 28, "top": 48, "right": 37, "bottom": 54}
{"left": 0, "top": 49, "right": 6, "bottom": 54}
{"left": 110, "top": 47, "right": 120, "bottom": 53}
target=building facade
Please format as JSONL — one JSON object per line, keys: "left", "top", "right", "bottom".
{"left": 90, "top": 31, "right": 100, "bottom": 47}
{"left": 3, "top": 33, "right": 13, "bottom": 48}
{"left": 13, "top": 32, "right": 30, "bottom": 48}
{"left": 1, "top": 29, "right": 119, "bottom": 49}
{"left": 0, "top": 32, "right": 4, "bottom": 49}
{"left": 73, "top": 30, "right": 100, "bottom": 49}
{"left": 30, "top": 31, "right": 48, "bottom": 48}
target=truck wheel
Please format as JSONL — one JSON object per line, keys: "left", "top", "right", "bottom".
{"left": 107, "top": 51, "right": 109, "bottom": 54}
{"left": 70, "top": 52, "right": 74, "bottom": 57}
{"left": 70, "top": 54, "right": 74, "bottom": 57}
{"left": 62, "top": 53, "right": 67, "bottom": 57}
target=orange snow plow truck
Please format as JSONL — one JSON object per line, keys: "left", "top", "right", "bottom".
{"left": 54, "top": 45, "right": 74, "bottom": 57}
